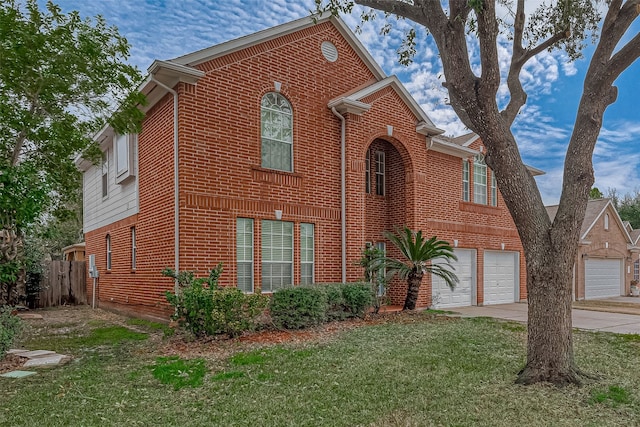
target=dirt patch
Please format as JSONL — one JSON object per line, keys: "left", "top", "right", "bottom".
{"left": 0, "top": 354, "right": 28, "bottom": 374}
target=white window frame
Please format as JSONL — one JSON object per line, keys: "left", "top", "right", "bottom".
{"left": 604, "top": 213, "right": 609, "bottom": 230}
{"left": 462, "top": 159, "right": 470, "bottom": 202}
{"left": 375, "top": 150, "right": 385, "bottom": 196}
{"left": 115, "top": 133, "right": 136, "bottom": 184}
{"left": 237, "top": 218, "right": 254, "bottom": 293}
{"left": 635, "top": 259, "right": 639, "bottom": 281}
{"left": 473, "top": 154, "right": 487, "bottom": 205}
{"left": 131, "top": 227, "right": 136, "bottom": 270}
{"left": 375, "top": 242, "right": 386, "bottom": 296}
{"left": 101, "top": 149, "right": 109, "bottom": 199}
{"left": 106, "top": 234, "right": 112, "bottom": 270}
{"left": 261, "top": 220, "right": 293, "bottom": 292}
{"left": 300, "top": 223, "right": 314, "bottom": 285}
{"left": 490, "top": 172, "right": 497, "bottom": 207}
{"left": 261, "top": 92, "right": 293, "bottom": 172}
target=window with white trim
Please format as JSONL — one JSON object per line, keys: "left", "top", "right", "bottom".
{"left": 604, "top": 213, "right": 609, "bottom": 230}
{"left": 490, "top": 172, "right": 497, "bottom": 207}
{"left": 300, "top": 223, "right": 314, "bottom": 285}
{"left": 101, "top": 149, "right": 108, "bottom": 198}
{"left": 131, "top": 227, "right": 136, "bottom": 270}
{"left": 462, "top": 159, "right": 470, "bottom": 202}
{"left": 375, "top": 151, "right": 385, "bottom": 196}
{"left": 115, "top": 133, "right": 136, "bottom": 183}
{"left": 106, "top": 234, "right": 112, "bottom": 270}
{"left": 365, "top": 150, "right": 371, "bottom": 194}
{"left": 634, "top": 259, "right": 639, "bottom": 281}
{"left": 262, "top": 220, "right": 293, "bottom": 292}
{"left": 473, "top": 154, "right": 487, "bottom": 205}
{"left": 237, "top": 218, "right": 254, "bottom": 292}
{"left": 261, "top": 92, "right": 293, "bottom": 172}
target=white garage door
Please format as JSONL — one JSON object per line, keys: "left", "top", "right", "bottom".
{"left": 432, "top": 249, "right": 475, "bottom": 308}
{"left": 484, "top": 251, "right": 518, "bottom": 305}
{"left": 584, "top": 259, "right": 622, "bottom": 299}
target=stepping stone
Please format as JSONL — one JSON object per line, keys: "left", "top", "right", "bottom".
{"left": 19, "top": 350, "right": 56, "bottom": 359}
{"left": 17, "top": 313, "right": 43, "bottom": 320}
{"left": 7, "top": 349, "right": 29, "bottom": 355}
{"left": 0, "top": 370, "right": 37, "bottom": 378}
{"left": 23, "top": 354, "right": 70, "bottom": 368}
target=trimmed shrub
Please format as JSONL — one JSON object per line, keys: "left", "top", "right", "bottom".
{"left": 323, "top": 283, "right": 348, "bottom": 321}
{"left": 164, "top": 265, "right": 268, "bottom": 337}
{"left": 269, "top": 286, "right": 327, "bottom": 329}
{"left": 340, "top": 282, "right": 374, "bottom": 317}
{"left": 0, "top": 306, "right": 23, "bottom": 359}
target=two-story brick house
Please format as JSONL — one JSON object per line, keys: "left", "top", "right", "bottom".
{"left": 77, "top": 14, "right": 532, "bottom": 319}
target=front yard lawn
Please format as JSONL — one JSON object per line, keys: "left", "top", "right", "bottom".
{"left": 2, "top": 307, "right": 640, "bottom": 426}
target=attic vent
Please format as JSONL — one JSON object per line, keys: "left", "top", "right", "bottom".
{"left": 321, "top": 41, "right": 338, "bottom": 62}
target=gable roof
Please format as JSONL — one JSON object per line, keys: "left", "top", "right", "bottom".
{"left": 171, "top": 13, "right": 385, "bottom": 81}
{"left": 545, "top": 198, "right": 633, "bottom": 243}
{"left": 328, "top": 76, "right": 444, "bottom": 136}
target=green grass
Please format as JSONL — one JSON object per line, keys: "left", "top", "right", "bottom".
{"left": 2, "top": 310, "right": 640, "bottom": 426}
{"left": 126, "top": 318, "right": 175, "bottom": 337}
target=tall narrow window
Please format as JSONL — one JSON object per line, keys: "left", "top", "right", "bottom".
{"left": 604, "top": 213, "right": 610, "bottom": 230}
{"left": 261, "top": 92, "right": 293, "bottom": 172}
{"left": 237, "top": 218, "right": 254, "bottom": 292}
{"left": 262, "top": 220, "right": 293, "bottom": 292}
{"left": 300, "top": 223, "right": 314, "bottom": 285}
{"left": 131, "top": 227, "right": 136, "bottom": 270}
{"left": 462, "top": 160, "right": 470, "bottom": 202}
{"left": 106, "top": 234, "right": 112, "bottom": 270}
{"left": 490, "top": 172, "right": 497, "bottom": 207}
{"left": 365, "top": 150, "right": 371, "bottom": 194}
{"left": 375, "top": 151, "right": 385, "bottom": 196}
{"left": 375, "top": 242, "right": 386, "bottom": 296}
{"left": 634, "top": 259, "right": 639, "bottom": 281}
{"left": 473, "top": 154, "right": 487, "bottom": 204}
{"left": 102, "top": 149, "right": 109, "bottom": 198}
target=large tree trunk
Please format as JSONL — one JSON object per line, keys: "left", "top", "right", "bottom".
{"left": 403, "top": 270, "right": 423, "bottom": 310}
{"left": 0, "top": 227, "right": 26, "bottom": 306}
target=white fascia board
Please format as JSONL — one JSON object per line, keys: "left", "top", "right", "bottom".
{"left": 327, "top": 97, "right": 371, "bottom": 115}
{"left": 460, "top": 133, "right": 480, "bottom": 147}
{"left": 147, "top": 60, "right": 205, "bottom": 84}
{"left": 346, "top": 76, "right": 444, "bottom": 135}
{"left": 580, "top": 200, "right": 633, "bottom": 243}
{"left": 526, "top": 165, "right": 546, "bottom": 176}
{"left": 428, "top": 137, "right": 478, "bottom": 158}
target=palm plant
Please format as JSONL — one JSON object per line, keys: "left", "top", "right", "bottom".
{"left": 382, "top": 227, "right": 458, "bottom": 311}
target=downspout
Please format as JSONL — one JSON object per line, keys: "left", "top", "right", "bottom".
{"left": 151, "top": 78, "right": 180, "bottom": 293}
{"left": 331, "top": 107, "right": 347, "bottom": 283}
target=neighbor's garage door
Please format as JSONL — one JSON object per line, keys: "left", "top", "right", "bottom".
{"left": 432, "top": 249, "right": 475, "bottom": 308}
{"left": 584, "top": 258, "right": 622, "bottom": 299}
{"left": 483, "top": 251, "right": 518, "bottom": 305}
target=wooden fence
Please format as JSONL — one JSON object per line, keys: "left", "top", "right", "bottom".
{"left": 36, "top": 261, "right": 86, "bottom": 308}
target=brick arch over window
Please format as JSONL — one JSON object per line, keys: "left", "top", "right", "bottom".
{"left": 261, "top": 92, "right": 293, "bottom": 172}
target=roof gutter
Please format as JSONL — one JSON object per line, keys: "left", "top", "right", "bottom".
{"left": 331, "top": 107, "right": 347, "bottom": 283}
{"left": 150, "top": 77, "right": 180, "bottom": 293}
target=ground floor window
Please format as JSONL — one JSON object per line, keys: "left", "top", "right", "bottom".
{"left": 237, "top": 218, "right": 254, "bottom": 292}
{"left": 262, "top": 220, "right": 293, "bottom": 292}
{"left": 300, "top": 223, "right": 314, "bottom": 284}
{"left": 634, "top": 259, "right": 639, "bottom": 282}
{"left": 375, "top": 241, "right": 386, "bottom": 296}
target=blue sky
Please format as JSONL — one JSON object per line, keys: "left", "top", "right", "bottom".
{"left": 47, "top": 0, "right": 640, "bottom": 205}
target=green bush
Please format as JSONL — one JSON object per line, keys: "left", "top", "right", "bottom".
{"left": 270, "top": 283, "right": 374, "bottom": 329}
{"left": 0, "top": 306, "right": 23, "bottom": 358}
{"left": 269, "top": 286, "right": 327, "bottom": 329}
{"left": 164, "top": 265, "right": 268, "bottom": 337}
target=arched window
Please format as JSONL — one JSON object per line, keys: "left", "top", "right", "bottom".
{"left": 261, "top": 92, "right": 293, "bottom": 172}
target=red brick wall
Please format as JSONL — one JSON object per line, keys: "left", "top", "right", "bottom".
{"left": 85, "top": 19, "right": 527, "bottom": 317}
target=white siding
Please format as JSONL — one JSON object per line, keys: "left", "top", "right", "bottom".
{"left": 83, "top": 138, "right": 138, "bottom": 232}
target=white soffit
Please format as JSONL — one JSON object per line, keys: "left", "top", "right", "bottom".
{"left": 429, "top": 137, "right": 478, "bottom": 158}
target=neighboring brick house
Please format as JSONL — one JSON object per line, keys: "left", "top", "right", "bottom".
{"left": 77, "top": 14, "right": 534, "bottom": 319}
{"left": 546, "top": 198, "right": 640, "bottom": 300}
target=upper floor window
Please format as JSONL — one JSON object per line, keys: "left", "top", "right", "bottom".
{"left": 101, "top": 149, "right": 109, "bottom": 198}
{"left": 604, "top": 213, "right": 609, "bottom": 230}
{"left": 490, "top": 173, "right": 497, "bottom": 207}
{"left": 261, "top": 93, "right": 293, "bottom": 172}
{"left": 375, "top": 151, "right": 385, "bottom": 196}
{"left": 115, "top": 133, "right": 136, "bottom": 183}
{"left": 462, "top": 160, "right": 470, "bottom": 202}
{"left": 473, "top": 154, "right": 487, "bottom": 205}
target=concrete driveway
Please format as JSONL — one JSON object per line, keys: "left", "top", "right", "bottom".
{"left": 452, "top": 302, "right": 640, "bottom": 334}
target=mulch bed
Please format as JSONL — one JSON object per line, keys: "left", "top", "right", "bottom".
{"left": 0, "top": 354, "right": 28, "bottom": 374}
